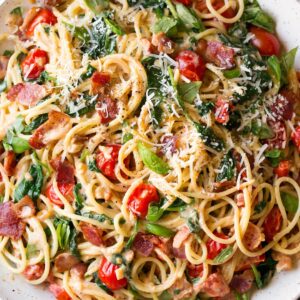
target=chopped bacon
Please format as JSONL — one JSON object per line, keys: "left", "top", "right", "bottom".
{"left": 70, "top": 263, "right": 87, "bottom": 279}
{"left": 54, "top": 253, "right": 80, "bottom": 273}
{"left": 15, "top": 196, "right": 36, "bottom": 219}
{"left": 96, "top": 96, "right": 118, "bottom": 124}
{"left": 90, "top": 71, "right": 111, "bottom": 95}
{"left": 3, "top": 150, "right": 16, "bottom": 177}
{"left": 29, "top": 111, "right": 71, "bottom": 149}
{"left": 235, "top": 254, "right": 266, "bottom": 272}
{"left": 292, "top": 126, "right": 300, "bottom": 152}
{"left": 243, "top": 222, "right": 264, "bottom": 251}
{"left": 269, "top": 90, "right": 296, "bottom": 121}
{"left": 49, "top": 284, "right": 71, "bottom": 300}
{"left": 0, "top": 202, "right": 25, "bottom": 240}
{"left": 272, "top": 252, "right": 292, "bottom": 272}
{"left": 133, "top": 232, "right": 154, "bottom": 256}
{"left": 80, "top": 222, "right": 103, "bottom": 246}
{"left": 214, "top": 97, "right": 231, "bottom": 124}
{"left": 161, "top": 135, "right": 179, "bottom": 155}
{"left": 273, "top": 160, "right": 290, "bottom": 177}
{"left": 187, "top": 263, "right": 204, "bottom": 278}
{"left": 263, "top": 206, "right": 282, "bottom": 242}
{"left": 172, "top": 245, "right": 186, "bottom": 259}
{"left": 205, "top": 41, "right": 235, "bottom": 69}
{"left": 265, "top": 120, "right": 286, "bottom": 149}
{"left": 0, "top": 56, "right": 9, "bottom": 80}
{"left": 230, "top": 270, "right": 254, "bottom": 294}
{"left": 23, "top": 264, "right": 45, "bottom": 281}
{"left": 7, "top": 83, "right": 48, "bottom": 107}
{"left": 173, "top": 226, "right": 190, "bottom": 249}
{"left": 50, "top": 157, "right": 75, "bottom": 185}
{"left": 198, "top": 273, "right": 230, "bottom": 298}
{"left": 152, "top": 32, "right": 175, "bottom": 54}
{"left": 141, "top": 38, "right": 156, "bottom": 54}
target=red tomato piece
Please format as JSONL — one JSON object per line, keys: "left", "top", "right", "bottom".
{"left": 127, "top": 183, "right": 160, "bottom": 218}
{"left": 173, "top": 0, "right": 192, "bottom": 5}
{"left": 23, "top": 264, "right": 45, "bottom": 280}
{"left": 96, "top": 144, "right": 122, "bottom": 180}
{"left": 292, "top": 126, "right": 300, "bottom": 152}
{"left": 250, "top": 26, "right": 281, "bottom": 56}
{"left": 176, "top": 50, "right": 206, "bottom": 81}
{"left": 26, "top": 8, "right": 57, "bottom": 37}
{"left": 263, "top": 206, "right": 282, "bottom": 242}
{"left": 57, "top": 291, "right": 72, "bottom": 300}
{"left": 273, "top": 160, "right": 290, "bottom": 177}
{"left": 21, "top": 48, "right": 49, "bottom": 80}
{"left": 45, "top": 182, "right": 74, "bottom": 208}
{"left": 49, "top": 283, "right": 71, "bottom": 300}
{"left": 98, "top": 257, "right": 127, "bottom": 290}
{"left": 187, "top": 263, "right": 204, "bottom": 278}
{"left": 206, "top": 232, "right": 228, "bottom": 259}
{"left": 214, "top": 98, "right": 231, "bottom": 124}
{"left": 96, "top": 96, "right": 118, "bottom": 124}
{"left": 91, "top": 71, "right": 111, "bottom": 94}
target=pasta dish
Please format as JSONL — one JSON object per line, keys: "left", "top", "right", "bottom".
{"left": 0, "top": 0, "right": 299, "bottom": 299}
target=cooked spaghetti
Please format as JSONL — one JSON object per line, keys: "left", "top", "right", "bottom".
{"left": 0, "top": 0, "right": 299, "bottom": 299}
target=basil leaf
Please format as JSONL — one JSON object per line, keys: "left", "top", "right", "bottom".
{"left": 223, "top": 68, "right": 241, "bottom": 79}
{"left": 178, "top": 81, "right": 201, "bottom": 104}
{"left": 197, "top": 101, "right": 214, "bottom": 116}
{"left": 9, "top": 137, "right": 30, "bottom": 154}
{"left": 167, "top": 198, "right": 187, "bottom": 212}
{"left": 280, "top": 47, "right": 298, "bottom": 86}
{"left": 146, "top": 223, "right": 175, "bottom": 237}
{"left": 251, "top": 264, "right": 263, "bottom": 289}
{"left": 265, "top": 149, "right": 284, "bottom": 167}
{"left": 104, "top": 17, "right": 125, "bottom": 36}
{"left": 251, "top": 121, "right": 274, "bottom": 139}
{"left": 146, "top": 203, "right": 164, "bottom": 222}
{"left": 175, "top": 3, "right": 205, "bottom": 31}
{"left": 137, "top": 141, "right": 170, "bottom": 175}
{"left": 69, "top": 229, "right": 80, "bottom": 258}
{"left": 66, "top": 94, "right": 97, "bottom": 117}
{"left": 74, "top": 183, "right": 84, "bottom": 212}
{"left": 281, "top": 192, "right": 298, "bottom": 214}
{"left": 23, "top": 114, "right": 48, "bottom": 134}
{"left": 37, "top": 70, "right": 56, "bottom": 84}
{"left": 267, "top": 55, "right": 281, "bottom": 84}
{"left": 65, "top": 23, "right": 90, "bottom": 44}
{"left": 213, "top": 246, "right": 233, "bottom": 263}
{"left": 125, "top": 221, "right": 139, "bottom": 249}
{"left": 54, "top": 218, "right": 71, "bottom": 250}
{"left": 127, "top": 0, "right": 165, "bottom": 9}
{"left": 122, "top": 132, "right": 133, "bottom": 144}
{"left": 14, "top": 163, "right": 44, "bottom": 202}
{"left": 254, "top": 199, "right": 267, "bottom": 213}
{"left": 216, "top": 150, "right": 236, "bottom": 182}
{"left": 26, "top": 244, "right": 39, "bottom": 259}
{"left": 81, "top": 212, "right": 112, "bottom": 224}
{"left": 80, "top": 64, "right": 97, "bottom": 81}
{"left": 83, "top": 0, "right": 108, "bottom": 14}
{"left": 3, "top": 50, "right": 14, "bottom": 57}
{"left": 194, "top": 122, "right": 225, "bottom": 151}
{"left": 153, "top": 16, "right": 178, "bottom": 36}
{"left": 88, "top": 157, "right": 100, "bottom": 172}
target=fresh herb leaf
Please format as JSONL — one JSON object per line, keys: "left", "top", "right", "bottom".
{"left": 127, "top": 0, "right": 165, "bottom": 9}
{"left": 223, "top": 68, "right": 241, "bottom": 79}
{"left": 146, "top": 203, "right": 164, "bottom": 222}
{"left": 66, "top": 94, "right": 98, "bottom": 117}
{"left": 194, "top": 122, "right": 225, "bottom": 151}
{"left": 10, "top": 7, "right": 22, "bottom": 16}
{"left": 281, "top": 192, "right": 298, "bottom": 214}
{"left": 197, "top": 101, "right": 214, "bottom": 116}
{"left": 74, "top": 183, "right": 84, "bottom": 212}
{"left": 26, "top": 244, "right": 39, "bottom": 259}
{"left": 88, "top": 157, "right": 100, "bottom": 172}
{"left": 167, "top": 198, "right": 187, "bottom": 211}
{"left": 81, "top": 212, "right": 113, "bottom": 224}
{"left": 54, "top": 217, "right": 72, "bottom": 250}
{"left": 23, "top": 114, "right": 48, "bottom": 134}
{"left": 214, "top": 246, "right": 233, "bottom": 263}
{"left": 37, "top": 70, "right": 55, "bottom": 84}
{"left": 146, "top": 223, "right": 175, "bottom": 237}
{"left": 254, "top": 199, "right": 267, "bottom": 213}
{"left": 93, "top": 272, "right": 111, "bottom": 293}
{"left": 83, "top": 0, "right": 108, "bottom": 14}
{"left": 265, "top": 149, "right": 284, "bottom": 167}
{"left": 178, "top": 81, "right": 201, "bottom": 104}
{"left": 251, "top": 264, "right": 263, "bottom": 289}
{"left": 267, "top": 55, "right": 281, "bottom": 84}
{"left": 80, "top": 64, "right": 97, "bottom": 81}
{"left": 122, "top": 132, "right": 133, "bottom": 144}
{"left": 69, "top": 229, "right": 80, "bottom": 258}
{"left": 104, "top": 17, "right": 125, "bottom": 35}
{"left": 153, "top": 16, "right": 178, "bottom": 36}
{"left": 251, "top": 121, "right": 274, "bottom": 139}
{"left": 216, "top": 150, "right": 236, "bottom": 182}
{"left": 280, "top": 47, "right": 298, "bottom": 86}
{"left": 181, "top": 208, "right": 200, "bottom": 233}
{"left": 137, "top": 141, "right": 170, "bottom": 175}
{"left": 14, "top": 164, "right": 43, "bottom": 202}
{"left": 125, "top": 221, "right": 139, "bottom": 249}
{"left": 3, "top": 50, "right": 14, "bottom": 57}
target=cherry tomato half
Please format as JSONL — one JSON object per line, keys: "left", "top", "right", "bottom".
{"left": 127, "top": 183, "right": 159, "bottom": 218}
{"left": 21, "top": 48, "right": 48, "bottom": 79}
{"left": 206, "top": 232, "right": 228, "bottom": 259}
{"left": 273, "top": 160, "right": 290, "bottom": 177}
{"left": 263, "top": 206, "right": 282, "bottom": 242}
{"left": 98, "top": 257, "right": 127, "bottom": 290}
{"left": 26, "top": 8, "right": 57, "bottom": 37}
{"left": 176, "top": 50, "right": 206, "bottom": 81}
{"left": 45, "top": 182, "right": 74, "bottom": 208}
{"left": 250, "top": 26, "right": 281, "bottom": 56}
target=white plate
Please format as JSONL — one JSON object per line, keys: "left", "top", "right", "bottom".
{"left": 0, "top": 1, "right": 300, "bottom": 299}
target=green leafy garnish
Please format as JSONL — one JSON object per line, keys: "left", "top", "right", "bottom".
{"left": 125, "top": 221, "right": 139, "bottom": 249}
{"left": 122, "top": 132, "right": 134, "bottom": 144}
{"left": 281, "top": 192, "right": 298, "bottom": 214}
{"left": 178, "top": 81, "right": 201, "bottom": 104}
{"left": 81, "top": 212, "right": 113, "bottom": 224}
{"left": 87, "top": 157, "right": 100, "bottom": 172}
{"left": 80, "top": 64, "right": 97, "bottom": 81}
{"left": 223, "top": 68, "right": 241, "bottom": 79}
{"left": 216, "top": 150, "right": 236, "bottom": 182}
{"left": 265, "top": 149, "right": 284, "bottom": 167}
{"left": 26, "top": 244, "right": 39, "bottom": 259}
{"left": 267, "top": 55, "right": 281, "bottom": 85}
{"left": 74, "top": 183, "right": 84, "bottom": 212}
{"left": 146, "top": 223, "right": 175, "bottom": 237}
{"left": 10, "top": 7, "right": 22, "bottom": 16}
{"left": 83, "top": 0, "right": 108, "bottom": 14}
{"left": 254, "top": 199, "right": 267, "bottom": 214}
{"left": 197, "top": 101, "right": 214, "bottom": 116}
{"left": 153, "top": 16, "right": 178, "bottom": 36}
{"left": 23, "top": 114, "right": 48, "bottom": 134}
{"left": 137, "top": 141, "right": 170, "bottom": 175}
{"left": 280, "top": 47, "right": 298, "bottom": 86}
{"left": 251, "top": 121, "right": 274, "bottom": 139}
{"left": 66, "top": 94, "right": 98, "bottom": 117}
{"left": 214, "top": 246, "right": 233, "bottom": 263}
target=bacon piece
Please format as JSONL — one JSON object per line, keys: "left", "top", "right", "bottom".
{"left": 235, "top": 254, "right": 265, "bottom": 272}
{"left": 152, "top": 32, "right": 175, "bottom": 54}
{"left": 272, "top": 252, "right": 292, "bottom": 272}
{"left": 133, "top": 232, "right": 154, "bottom": 256}
{"left": 29, "top": 111, "right": 72, "bottom": 149}
{"left": 7, "top": 83, "right": 48, "bottom": 107}
{"left": 269, "top": 90, "right": 297, "bottom": 121}
{"left": 173, "top": 226, "right": 190, "bottom": 249}
{"left": 0, "top": 202, "right": 25, "bottom": 240}
{"left": 70, "top": 263, "right": 87, "bottom": 279}
{"left": 23, "top": 263, "right": 45, "bottom": 281}
{"left": 90, "top": 71, "right": 111, "bottom": 95}
{"left": 235, "top": 193, "right": 245, "bottom": 207}
{"left": 172, "top": 245, "right": 186, "bottom": 259}
{"left": 198, "top": 273, "right": 230, "bottom": 298}
{"left": 80, "top": 222, "right": 103, "bottom": 246}
{"left": 230, "top": 270, "right": 254, "bottom": 294}
{"left": 3, "top": 150, "right": 16, "bottom": 177}
{"left": 265, "top": 120, "right": 286, "bottom": 149}
{"left": 54, "top": 253, "right": 80, "bottom": 273}
{"left": 205, "top": 41, "right": 235, "bottom": 69}
{"left": 15, "top": 196, "right": 36, "bottom": 219}
{"left": 243, "top": 222, "right": 264, "bottom": 251}
{"left": 161, "top": 135, "right": 179, "bottom": 155}
{"left": 0, "top": 56, "right": 9, "bottom": 80}
{"left": 96, "top": 96, "right": 118, "bottom": 124}
{"left": 187, "top": 263, "right": 204, "bottom": 278}
{"left": 50, "top": 157, "right": 75, "bottom": 185}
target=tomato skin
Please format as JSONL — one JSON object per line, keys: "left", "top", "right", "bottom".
{"left": 206, "top": 232, "right": 228, "bottom": 259}
{"left": 45, "top": 182, "right": 74, "bottom": 208}
{"left": 23, "top": 263, "right": 45, "bottom": 280}
{"left": 173, "top": 0, "right": 192, "bottom": 5}
{"left": 26, "top": 8, "right": 57, "bottom": 37}
{"left": 56, "top": 291, "right": 72, "bottom": 300}
{"left": 127, "top": 183, "right": 160, "bottom": 218}
{"left": 250, "top": 26, "right": 281, "bottom": 56}
{"left": 214, "top": 98, "right": 231, "bottom": 124}
{"left": 21, "top": 48, "right": 48, "bottom": 79}
{"left": 291, "top": 126, "right": 300, "bottom": 152}
{"left": 176, "top": 50, "right": 206, "bottom": 81}
{"left": 263, "top": 206, "right": 282, "bottom": 242}
{"left": 98, "top": 257, "right": 127, "bottom": 290}
{"left": 273, "top": 160, "right": 290, "bottom": 177}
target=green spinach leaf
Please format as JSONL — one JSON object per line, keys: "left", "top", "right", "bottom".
{"left": 216, "top": 150, "right": 236, "bottom": 182}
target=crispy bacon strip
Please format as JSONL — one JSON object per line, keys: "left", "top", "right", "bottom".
{"left": 3, "top": 150, "right": 16, "bottom": 177}
{"left": 243, "top": 222, "right": 264, "bottom": 251}
{"left": 90, "top": 71, "right": 111, "bottom": 95}
{"left": 80, "top": 222, "right": 103, "bottom": 247}
{"left": 7, "top": 83, "right": 48, "bottom": 107}
{"left": 54, "top": 253, "right": 80, "bottom": 273}
{"left": 0, "top": 202, "right": 25, "bottom": 240}
{"left": 230, "top": 270, "right": 254, "bottom": 294}
{"left": 50, "top": 157, "right": 75, "bottom": 185}
{"left": 29, "top": 111, "right": 72, "bottom": 149}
